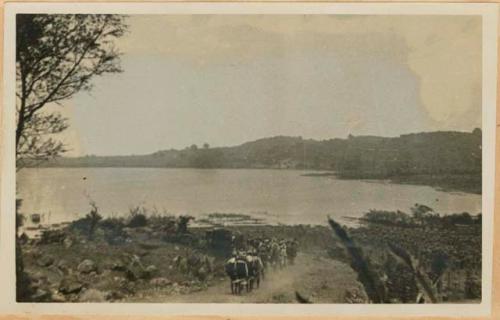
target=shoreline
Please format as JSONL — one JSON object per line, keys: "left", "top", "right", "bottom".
{"left": 17, "top": 208, "right": 481, "bottom": 303}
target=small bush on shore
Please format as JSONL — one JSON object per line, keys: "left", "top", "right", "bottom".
{"left": 86, "top": 201, "right": 102, "bottom": 239}
{"left": 361, "top": 204, "right": 481, "bottom": 228}
{"left": 69, "top": 201, "right": 103, "bottom": 239}
{"left": 127, "top": 206, "right": 148, "bottom": 228}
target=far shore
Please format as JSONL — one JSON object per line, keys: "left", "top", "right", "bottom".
{"left": 19, "top": 166, "right": 481, "bottom": 195}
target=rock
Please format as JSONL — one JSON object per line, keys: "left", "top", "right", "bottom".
{"left": 57, "top": 259, "right": 69, "bottom": 273}
{"left": 59, "top": 278, "right": 83, "bottom": 294}
{"left": 171, "top": 283, "right": 181, "bottom": 294}
{"left": 139, "top": 227, "right": 153, "bottom": 234}
{"left": 125, "top": 263, "right": 145, "bottom": 281}
{"left": 19, "top": 233, "right": 29, "bottom": 244}
{"left": 100, "top": 269, "right": 112, "bottom": 278}
{"left": 149, "top": 277, "right": 172, "bottom": 287}
{"left": 124, "top": 255, "right": 150, "bottom": 280}
{"left": 151, "top": 231, "right": 161, "bottom": 238}
{"left": 50, "top": 291, "right": 66, "bottom": 302}
{"left": 122, "top": 228, "right": 134, "bottom": 236}
{"left": 344, "top": 288, "right": 367, "bottom": 303}
{"left": 30, "top": 250, "right": 41, "bottom": 259}
{"left": 111, "top": 259, "right": 126, "bottom": 271}
{"left": 30, "top": 289, "right": 51, "bottom": 302}
{"left": 196, "top": 266, "right": 208, "bottom": 281}
{"left": 106, "top": 290, "right": 124, "bottom": 301}
{"left": 48, "top": 265, "right": 64, "bottom": 277}
{"left": 63, "top": 237, "right": 73, "bottom": 249}
{"left": 78, "top": 288, "right": 107, "bottom": 302}
{"left": 37, "top": 255, "right": 55, "bottom": 267}
{"left": 145, "top": 265, "right": 158, "bottom": 275}
{"left": 77, "top": 259, "right": 97, "bottom": 274}
{"left": 139, "top": 241, "right": 160, "bottom": 250}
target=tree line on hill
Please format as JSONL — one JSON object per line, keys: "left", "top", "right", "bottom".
{"left": 34, "top": 129, "right": 482, "bottom": 193}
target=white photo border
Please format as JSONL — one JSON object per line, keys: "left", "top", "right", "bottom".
{"left": 1, "top": 2, "right": 497, "bottom": 317}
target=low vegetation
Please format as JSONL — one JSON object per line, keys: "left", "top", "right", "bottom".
{"left": 328, "top": 204, "right": 481, "bottom": 303}
{"left": 17, "top": 203, "right": 481, "bottom": 304}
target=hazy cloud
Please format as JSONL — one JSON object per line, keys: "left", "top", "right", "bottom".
{"left": 62, "top": 14, "right": 481, "bottom": 155}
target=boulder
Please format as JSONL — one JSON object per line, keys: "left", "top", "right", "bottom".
{"left": 48, "top": 264, "right": 64, "bottom": 277}
{"left": 30, "top": 289, "right": 51, "bottom": 302}
{"left": 125, "top": 263, "right": 145, "bottom": 281}
{"left": 100, "top": 269, "right": 112, "bottom": 278}
{"left": 50, "top": 290, "right": 67, "bottom": 302}
{"left": 63, "top": 237, "right": 73, "bottom": 249}
{"left": 106, "top": 290, "right": 124, "bottom": 301}
{"left": 111, "top": 260, "right": 127, "bottom": 271}
{"left": 37, "top": 255, "right": 55, "bottom": 267}
{"left": 137, "top": 249, "right": 150, "bottom": 257}
{"left": 59, "top": 278, "right": 83, "bottom": 294}
{"left": 18, "top": 233, "right": 29, "bottom": 244}
{"left": 57, "top": 259, "right": 69, "bottom": 273}
{"left": 122, "top": 228, "right": 134, "bottom": 237}
{"left": 77, "top": 259, "right": 97, "bottom": 274}
{"left": 138, "top": 241, "right": 160, "bottom": 250}
{"left": 196, "top": 266, "right": 208, "bottom": 281}
{"left": 149, "top": 277, "right": 172, "bottom": 287}
{"left": 145, "top": 265, "right": 158, "bottom": 275}
{"left": 138, "top": 227, "right": 153, "bottom": 234}
{"left": 78, "top": 288, "right": 107, "bottom": 302}
{"left": 124, "top": 255, "right": 150, "bottom": 280}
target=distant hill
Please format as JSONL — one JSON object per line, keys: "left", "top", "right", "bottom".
{"left": 34, "top": 129, "right": 482, "bottom": 193}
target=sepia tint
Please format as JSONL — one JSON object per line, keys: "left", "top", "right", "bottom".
{"left": 1, "top": 2, "right": 497, "bottom": 317}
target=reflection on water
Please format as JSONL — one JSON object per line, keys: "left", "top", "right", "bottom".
{"left": 17, "top": 167, "right": 482, "bottom": 226}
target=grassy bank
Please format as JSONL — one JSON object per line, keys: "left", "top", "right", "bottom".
{"left": 346, "top": 207, "right": 481, "bottom": 302}
{"left": 18, "top": 208, "right": 356, "bottom": 303}
{"left": 389, "top": 173, "right": 481, "bottom": 194}
{"left": 335, "top": 173, "right": 481, "bottom": 194}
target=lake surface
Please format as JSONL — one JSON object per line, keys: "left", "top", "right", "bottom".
{"left": 17, "top": 168, "right": 482, "bottom": 226}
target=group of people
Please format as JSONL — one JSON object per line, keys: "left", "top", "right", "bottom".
{"left": 249, "top": 237, "right": 298, "bottom": 269}
{"left": 224, "top": 237, "right": 298, "bottom": 295}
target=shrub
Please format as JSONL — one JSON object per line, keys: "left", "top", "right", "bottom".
{"left": 86, "top": 201, "right": 102, "bottom": 239}
{"left": 69, "top": 201, "right": 102, "bottom": 239}
{"left": 127, "top": 206, "right": 148, "bottom": 228}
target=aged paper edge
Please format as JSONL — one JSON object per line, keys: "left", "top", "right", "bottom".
{"left": 0, "top": 1, "right": 498, "bottom": 319}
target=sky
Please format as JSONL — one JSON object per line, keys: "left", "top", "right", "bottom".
{"left": 59, "top": 15, "right": 482, "bottom": 156}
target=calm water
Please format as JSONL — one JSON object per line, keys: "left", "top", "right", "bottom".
{"left": 17, "top": 168, "right": 482, "bottom": 226}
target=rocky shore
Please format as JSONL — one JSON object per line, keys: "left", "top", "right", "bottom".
{"left": 17, "top": 212, "right": 357, "bottom": 303}
{"left": 17, "top": 205, "right": 481, "bottom": 304}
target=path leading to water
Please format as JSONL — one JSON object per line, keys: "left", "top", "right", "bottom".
{"left": 134, "top": 253, "right": 360, "bottom": 303}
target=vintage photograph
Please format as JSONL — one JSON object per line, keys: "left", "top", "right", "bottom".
{"left": 3, "top": 3, "right": 495, "bottom": 312}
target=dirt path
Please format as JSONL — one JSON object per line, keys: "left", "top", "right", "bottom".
{"left": 134, "top": 253, "right": 359, "bottom": 303}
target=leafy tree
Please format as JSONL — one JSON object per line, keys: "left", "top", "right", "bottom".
{"left": 15, "top": 13, "right": 126, "bottom": 301}
{"left": 16, "top": 14, "right": 127, "bottom": 167}
{"left": 411, "top": 204, "right": 434, "bottom": 222}
{"left": 177, "top": 215, "right": 194, "bottom": 234}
